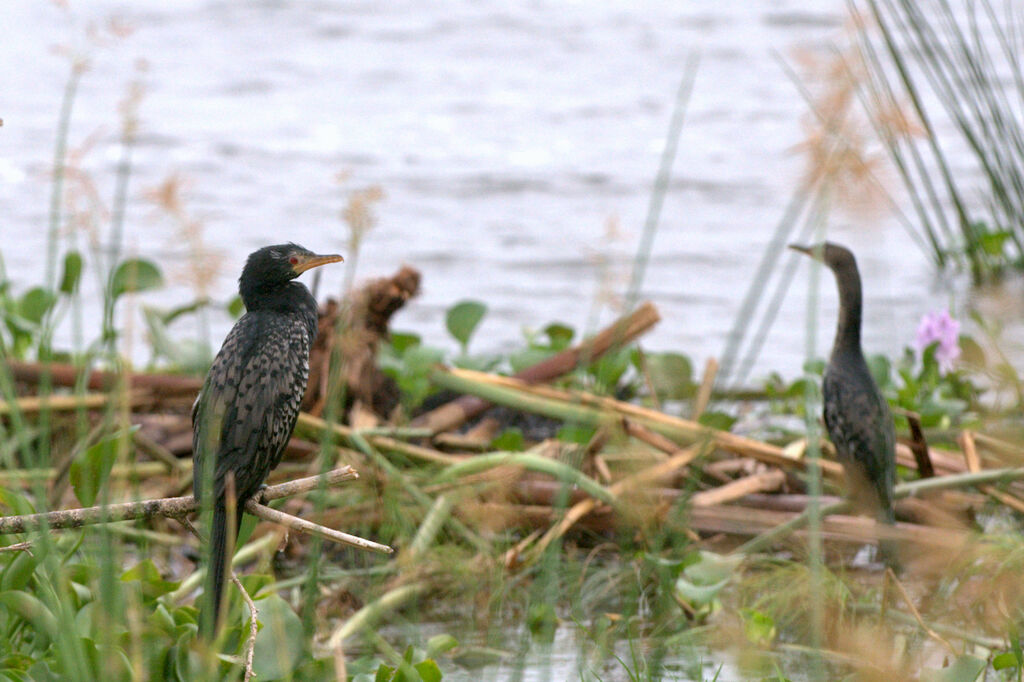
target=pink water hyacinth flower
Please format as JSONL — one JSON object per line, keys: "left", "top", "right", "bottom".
{"left": 914, "top": 310, "right": 961, "bottom": 373}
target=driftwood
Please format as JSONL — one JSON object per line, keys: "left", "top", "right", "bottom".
{"left": 412, "top": 301, "right": 662, "bottom": 434}
{"left": 303, "top": 266, "right": 421, "bottom": 417}
{"left": 4, "top": 359, "right": 202, "bottom": 395}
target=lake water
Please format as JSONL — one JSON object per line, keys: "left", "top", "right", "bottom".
{"left": 2, "top": 0, "right": 995, "bottom": 386}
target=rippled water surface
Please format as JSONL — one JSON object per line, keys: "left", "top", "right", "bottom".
{"left": 2, "top": 0, "right": 986, "bottom": 382}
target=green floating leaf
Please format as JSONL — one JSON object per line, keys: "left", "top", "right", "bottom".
{"left": 557, "top": 424, "right": 595, "bottom": 445}
{"left": 227, "top": 294, "right": 245, "bottom": 318}
{"left": 992, "top": 652, "right": 1020, "bottom": 671}
{"left": 673, "top": 576, "right": 729, "bottom": 607}
{"left": 425, "top": 633, "right": 459, "bottom": 657}
{"left": 697, "top": 411, "right": 736, "bottom": 431}
{"left": 740, "top": 608, "right": 776, "bottom": 646}
{"left": 414, "top": 659, "right": 443, "bottom": 682}
{"left": 111, "top": 258, "right": 163, "bottom": 299}
{"left": 490, "top": 428, "right": 525, "bottom": 452}
{"left": 121, "top": 559, "right": 180, "bottom": 600}
{"left": 920, "top": 655, "right": 985, "bottom": 682}
{"left": 19, "top": 287, "right": 57, "bottom": 325}
{"left": 69, "top": 426, "right": 138, "bottom": 506}
{"left": 252, "top": 594, "right": 304, "bottom": 680}
{"left": 59, "top": 251, "right": 83, "bottom": 294}
{"left": 445, "top": 300, "right": 487, "bottom": 350}
{"left": 645, "top": 352, "right": 694, "bottom": 400}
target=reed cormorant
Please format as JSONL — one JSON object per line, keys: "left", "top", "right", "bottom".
{"left": 790, "top": 242, "right": 897, "bottom": 559}
{"left": 192, "top": 243, "right": 343, "bottom": 637}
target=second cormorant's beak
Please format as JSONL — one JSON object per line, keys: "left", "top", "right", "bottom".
{"left": 292, "top": 253, "right": 344, "bottom": 275}
{"left": 788, "top": 243, "right": 820, "bottom": 260}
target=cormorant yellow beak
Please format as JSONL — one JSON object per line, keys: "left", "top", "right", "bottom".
{"left": 292, "top": 253, "right": 344, "bottom": 274}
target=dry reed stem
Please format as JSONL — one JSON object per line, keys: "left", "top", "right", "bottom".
{"left": 693, "top": 357, "right": 718, "bottom": 419}
{"left": 690, "top": 470, "right": 786, "bottom": 507}
{"left": 0, "top": 391, "right": 148, "bottom": 415}
{"left": 514, "top": 444, "right": 706, "bottom": 562}
{"left": 296, "top": 413, "right": 466, "bottom": 466}
{"left": 887, "top": 568, "right": 957, "bottom": 657}
{"left": 443, "top": 367, "right": 845, "bottom": 478}
{"left": 960, "top": 430, "right": 1024, "bottom": 514}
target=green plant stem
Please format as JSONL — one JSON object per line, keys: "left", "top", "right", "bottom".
{"left": 624, "top": 53, "right": 699, "bottom": 312}
{"left": 436, "top": 452, "right": 617, "bottom": 507}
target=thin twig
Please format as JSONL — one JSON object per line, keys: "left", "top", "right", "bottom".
{"left": 231, "top": 573, "right": 259, "bottom": 681}
{"left": 887, "top": 567, "right": 957, "bottom": 656}
{"left": 0, "top": 465, "right": 360, "bottom": 534}
{"left": 246, "top": 500, "right": 392, "bottom": 554}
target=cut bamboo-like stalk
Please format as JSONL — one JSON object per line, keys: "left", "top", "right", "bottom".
{"left": 431, "top": 367, "right": 845, "bottom": 478}
{"left": 690, "top": 470, "right": 786, "bottom": 507}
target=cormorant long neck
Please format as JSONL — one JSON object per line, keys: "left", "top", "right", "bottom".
{"left": 240, "top": 280, "right": 317, "bottom": 319}
{"left": 830, "top": 261, "right": 863, "bottom": 356}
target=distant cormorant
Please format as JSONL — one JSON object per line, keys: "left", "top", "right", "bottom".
{"left": 790, "top": 242, "right": 897, "bottom": 558}
{"left": 192, "top": 243, "right": 343, "bottom": 637}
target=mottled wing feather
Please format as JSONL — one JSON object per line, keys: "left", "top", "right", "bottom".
{"left": 822, "top": 353, "right": 896, "bottom": 521}
{"left": 193, "top": 311, "right": 312, "bottom": 504}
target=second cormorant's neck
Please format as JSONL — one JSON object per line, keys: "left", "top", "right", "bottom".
{"left": 240, "top": 280, "right": 317, "bottom": 318}
{"left": 830, "top": 261, "right": 863, "bottom": 355}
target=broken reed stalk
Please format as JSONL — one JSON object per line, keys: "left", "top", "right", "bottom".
{"left": 0, "top": 391, "right": 149, "bottom": 416}
{"left": 429, "top": 366, "right": 844, "bottom": 478}
{"left": 736, "top": 467, "right": 1024, "bottom": 555}
{"left": 512, "top": 443, "right": 708, "bottom": 563}
{"left": 960, "top": 430, "right": 1024, "bottom": 514}
{"left": 0, "top": 466, "right": 392, "bottom": 558}
{"left": 295, "top": 413, "right": 467, "bottom": 466}
{"left": 4, "top": 359, "right": 203, "bottom": 395}
{"left": 412, "top": 301, "right": 661, "bottom": 434}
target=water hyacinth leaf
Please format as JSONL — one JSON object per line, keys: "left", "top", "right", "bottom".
{"left": 644, "top": 352, "right": 694, "bottom": 400}
{"left": 59, "top": 251, "right": 83, "bottom": 294}
{"left": 111, "top": 258, "right": 163, "bottom": 299}
{"left": 19, "top": 287, "right": 56, "bottom": 325}
{"left": 227, "top": 294, "right": 245, "bottom": 318}
{"left": 919, "top": 655, "right": 985, "bottom": 682}
{"left": 683, "top": 551, "right": 742, "bottom": 585}
{"left": 252, "top": 594, "right": 304, "bottom": 680}
{"left": 445, "top": 300, "right": 487, "bottom": 350}
{"left": 542, "top": 322, "right": 574, "bottom": 350}
{"left": 69, "top": 426, "right": 139, "bottom": 507}
{"left": 389, "top": 331, "right": 422, "bottom": 354}
{"left": 992, "top": 652, "right": 1020, "bottom": 671}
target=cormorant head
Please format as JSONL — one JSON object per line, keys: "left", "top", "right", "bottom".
{"left": 239, "top": 243, "right": 343, "bottom": 305}
{"left": 788, "top": 241, "right": 857, "bottom": 273}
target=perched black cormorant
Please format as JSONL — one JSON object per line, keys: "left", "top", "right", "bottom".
{"left": 790, "top": 242, "right": 897, "bottom": 557}
{"left": 192, "top": 243, "right": 343, "bottom": 637}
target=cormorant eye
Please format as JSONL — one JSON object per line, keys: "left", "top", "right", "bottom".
{"left": 289, "top": 256, "right": 298, "bottom": 265}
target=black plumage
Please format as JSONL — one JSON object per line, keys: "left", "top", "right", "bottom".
{"left": 192, "top": 243, "right": 343, "bottom": 637}
{"left": 790, "top": 243, "right": 897, "bottom": 546}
